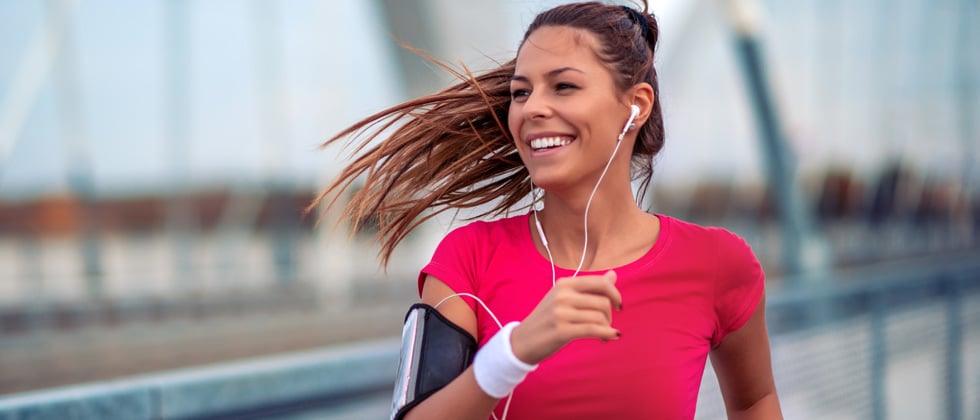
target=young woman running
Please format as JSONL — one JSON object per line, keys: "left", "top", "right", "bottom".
{"left": 313, "top": 2, "right": 782, "bottom": 419}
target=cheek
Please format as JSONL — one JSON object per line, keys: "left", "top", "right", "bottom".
{"left": 507, "top": 107, "right": 531, "bottom": 164}
{"left": 508, "top": 115, "right": 529, "bottom": 158}
{"left": 507, "top": 105, "right": 521, "bottom": 139}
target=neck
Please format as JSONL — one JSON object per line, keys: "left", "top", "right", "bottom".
{"left": 535, "top": 178, "right": 642, "bottom": 271}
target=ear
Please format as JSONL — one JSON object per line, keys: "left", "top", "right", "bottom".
{"left": 628, "top": 83, "right": 655, "bottom": 127}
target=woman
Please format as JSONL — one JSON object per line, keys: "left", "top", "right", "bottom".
{"left": 313, "top": 2, "right": 782, "bottom": 419}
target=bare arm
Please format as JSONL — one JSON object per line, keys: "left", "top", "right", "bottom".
{"left": 404, "top": 275, "right": 498, "bottom": 420}
{"left": 404, "top": 273, "right": 622, "bottom": 419}
{"left": 709, "top": 294, "right": 783, "bottom": 420}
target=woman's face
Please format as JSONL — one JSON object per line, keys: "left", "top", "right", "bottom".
{"left": 509, "top": 25, "right": 629, "bottom": 193}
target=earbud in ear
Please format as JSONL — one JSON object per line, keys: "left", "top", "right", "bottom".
{"left": 617, "top": 105, "right": 641, "bottom": 141}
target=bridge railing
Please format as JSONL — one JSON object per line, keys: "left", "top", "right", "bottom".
{"left": 697, "top": 257, "right": 980, "bottom": 420}
{"left": 0, "top": 339, "right": 399, "bottom": 419}
{"left": 1, "top": 257, "right": 978, "bottom": 419}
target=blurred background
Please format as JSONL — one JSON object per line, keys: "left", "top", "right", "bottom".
{"left": 0, "top": 0, "right": 977, "bottom": 419}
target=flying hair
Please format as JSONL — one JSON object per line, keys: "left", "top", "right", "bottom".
{"left": 309, "top": 1, "right": 664, "bottom": 268}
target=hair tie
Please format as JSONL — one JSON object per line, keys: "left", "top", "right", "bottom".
{"left": 620, "top": 6, "right": 651, "bottom": 45}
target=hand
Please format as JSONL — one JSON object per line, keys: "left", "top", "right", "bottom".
{"left": 510, "top": 270, "right": 622, "bottom": 365}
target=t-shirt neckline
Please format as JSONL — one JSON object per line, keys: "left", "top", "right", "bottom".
{"left": 517, "top": 212, "right": 671, "bottom": 277}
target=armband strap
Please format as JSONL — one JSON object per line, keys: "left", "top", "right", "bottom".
{"left": 473, "top": 321, "right": 538, "bottom": 399}
{"left": 391, "top": 303, "right": 476, "bottom": 420}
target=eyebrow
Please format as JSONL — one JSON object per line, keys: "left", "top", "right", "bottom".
{"left": 511, "top": 66, "right": 585, "bottom": 83}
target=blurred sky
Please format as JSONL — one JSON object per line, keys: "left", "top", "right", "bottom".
{"left": 0, "top": 0, "right": 744, "bottom": 201}
{"left": 0, "top": 0, "right": 405, "bottom": 198}
{"left": 0, "top": 0, "right": 976, "bottom": 200}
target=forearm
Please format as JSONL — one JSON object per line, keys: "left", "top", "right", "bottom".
{"left": 726, "top": 391, "right": 782, "bottom": 420}
{"left": 404, "top": 365, "right": 499, "bottom": 420}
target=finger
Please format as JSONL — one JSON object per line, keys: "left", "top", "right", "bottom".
{"left": 603, "top": 271, "right": 623, "bottom": 310}
{"left": 605, "top": 270, "right": 617, "bottom": 284}
{"left": 558, "top": 293, "right": 613, "bottom": 322}
{"left": 565, "top": 322, "right": 621, "bottom": 342}
{"left": 556, "top": 306, "right": 612, "bottom": 326}
{"left": 568, "top": 271, "right": 623, "bottom": 311}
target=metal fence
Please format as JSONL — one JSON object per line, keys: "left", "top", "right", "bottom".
{"left": 697, "top": 259, "right": 980, "bottom": 420}
{"left": 1, "top": 256, "right": 977, "bottom": 419}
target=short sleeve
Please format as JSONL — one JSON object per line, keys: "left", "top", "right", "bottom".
{"left": 711, "top": 230, "right": 765, "bottom": 347}
{"left": 417, "top": 223, "right": 481, "bottom": 314}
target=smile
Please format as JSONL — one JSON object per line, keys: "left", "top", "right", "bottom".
{"left": 529, "top": 136, "right": 573, "bottom": 151}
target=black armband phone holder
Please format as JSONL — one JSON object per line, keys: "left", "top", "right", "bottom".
{"left": 390, "top": 303, "right": 477, "bottom": 420}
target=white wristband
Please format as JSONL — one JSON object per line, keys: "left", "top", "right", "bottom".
{"left": 473, "top": 321, "right": 538, "bottom": 399}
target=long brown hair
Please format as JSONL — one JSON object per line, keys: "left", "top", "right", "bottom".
{"left": 310, "top": 1, "right": 664, "bottom": 267}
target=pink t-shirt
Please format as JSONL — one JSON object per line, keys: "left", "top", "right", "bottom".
{"left": 419, "top": 213, "right": 764, "bottom": 419}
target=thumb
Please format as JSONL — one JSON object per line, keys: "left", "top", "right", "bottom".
{"left": 604, "top": 270, "right": 617, "bottom": 283}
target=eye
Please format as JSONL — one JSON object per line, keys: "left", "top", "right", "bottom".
{"left": 555, "top": 82, "right": 578, "bottom": 92}
{"left": 510, "top": 88, "right": 530, "bottom": 102}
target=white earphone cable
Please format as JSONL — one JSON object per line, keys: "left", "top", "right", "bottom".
{"left": 432, "top": 107, "right": 636, "bottom": 420}
{"left": 434, "top": 292, "right": 514, "bottom": 420}
{"left": 572, "top": 138, "right": 623, "bottom": 277}
{"left": 538, "top": 106, "right": 635, "bottom": 278}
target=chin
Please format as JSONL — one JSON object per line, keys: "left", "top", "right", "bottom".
{"left": 528, "top": 172, "right": 569, "bottom": 192}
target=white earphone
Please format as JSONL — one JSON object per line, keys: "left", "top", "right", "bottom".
{"left": 617, "top": 104, "right": 641, "bottom": 142}
{"left": 533, "top": 103, "right": 640, "bottom": 284}
{"left": 439, "top": 104, "right": 644, "bottom": 420}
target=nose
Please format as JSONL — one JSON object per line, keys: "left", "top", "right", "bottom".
{"left": 521, "top": 90, "right": 551, "bottom": 121}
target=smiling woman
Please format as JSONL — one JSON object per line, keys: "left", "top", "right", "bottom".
{"left": 507, "top": 26, "right": 650, "bottom": 200}
{"left": 311, "top": 2, "right": 781, "bottom": 419}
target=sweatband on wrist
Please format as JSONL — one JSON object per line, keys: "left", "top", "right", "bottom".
{"left": 473, "top": 321, "right": 538, "bottom": 398}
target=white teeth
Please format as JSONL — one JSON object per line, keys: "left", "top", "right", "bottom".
{"left": 529, "top": 136, "right": 571, "bottom": 150}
